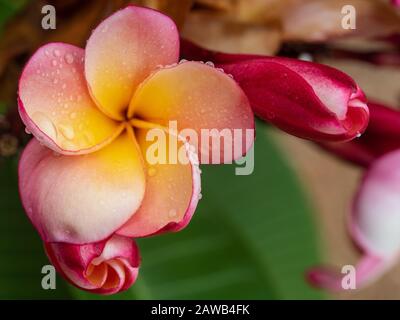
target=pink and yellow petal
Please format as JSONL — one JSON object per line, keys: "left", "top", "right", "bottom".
{"left": 18, "top": 43, "right": 123, "bottom": 155}
{"left": 129, "top": 61, "right": 254, "bottom": 164}
{"left": 19, "top": 132, "right": 146, "bottom": 244}
{"left": 117, "top": 128, "right": 201, "bottom": 237}
{"left": 85, "top": 5, "right": 180, "bottom": 120}
{"left": 45, "top": 235, "right": 140, "bottom": 295}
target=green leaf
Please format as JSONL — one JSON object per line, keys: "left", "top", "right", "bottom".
{"left": 0, "top": 157, "right": 71, "bottom": 299}
{"left": 71, "top": 123, "right": 323, "bottom": 300}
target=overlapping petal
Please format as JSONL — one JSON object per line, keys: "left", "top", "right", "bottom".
{"left": 85, "top": 6, "right": 180, "bottom": 120}
{"left": 320, "top": 102, "right": 400, "bottom": 167}
{"left": 129, "top": 61, "right": 254, "bottom": 163}
{"left": 117, "top": 127, "right": 201, "bottom": 237}
{"left": 18, "top": 43, "right": 123, "bottom": 155}
{"left": 19, "top": 132, "right": 146, "bottom": 244}
{"left": 45, "top": 235, "right": 140, "bottom": 295}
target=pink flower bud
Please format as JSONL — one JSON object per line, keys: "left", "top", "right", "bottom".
{"left": 181, "top": 40, "right": 369, "bottom": 142}
{"left": 308, "top": 150, "right": 400, "bottom": 291}
{"left": 45, "top": 235, "right": 140, "bottom": 295}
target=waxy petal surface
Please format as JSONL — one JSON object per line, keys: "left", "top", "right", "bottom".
{"left": 18, "top": 43, "right": 123, "bottom": 155}
{"left": 85, "top": 6, "right": 179, "bottom": 120}
{"left": 117, "top": 128, "right": 201, "bottom": 237}
{"left": 45, "top": 235, "right": 140, "bottom": 295}
{"left": 129, "top": 61, "right": 254, "bottom": 164}
{"left": 19, "top": 132, "right": 146, "bottom": 244}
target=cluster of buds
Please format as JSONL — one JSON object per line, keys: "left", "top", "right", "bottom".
{"left": 181, "top": 35, "right": 400, "bottom": 291}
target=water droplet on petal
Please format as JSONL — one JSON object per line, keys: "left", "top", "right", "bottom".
{"left": 53, "top": 78, "right": 58, "bottom": 84}
{"left": 148, "top": 167, "right": 157, "bottom": 177}
{"left": 58, "top": 124, "right": 75, "bottom": 140}
{"left": 51, "top": 60, "right": 58, "bottom": 67}
{"left": 69, "top": 112, "right": 77, "bottom": 120}
{"left": 205, "top": 61, "right": 214, "bottom": 67}
{"left": 168, "top": 209, "right": 177, "bottom": 218}
{"left": 25, "top": 127, "right": 31, "bottom": 135}
{"left": 53, "top": 49, "right": 61, "bottom": 57}
{"left": 64, "top": 53, "right": 74, "bottom": 64}
{"left": 198, "top": 193, "right": 202, "bottom": 200}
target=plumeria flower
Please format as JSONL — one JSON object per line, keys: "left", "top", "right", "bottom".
{"left": 181, "top": 39, "right": 369, "bottom": 142}
{"left": 18, "top": 6, "right": 254, "bottom": 294}
{"left": 308, "top": 149, "right": 400, "bottom": 291}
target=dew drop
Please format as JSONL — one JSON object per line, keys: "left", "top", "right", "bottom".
{"left": 69, "top": 112, "right": 77, "bottom": 120}
{"left": 24, "top": 127, "right": 31, "bottom": 135}
{"left": 356, "top": 132, "right": 362, "bottom": 138}
{"left": 31, "top": 112, "right": 57, "bottom": 140}
{"left": 148, "top": 167, "right": 157, "bottom": 177}
{"left": 53, "top": 78, "right": 58, "bottom": 84}
{"left": 58, "top": 124, "right": 75, "bottom": 140}
{"left": 205, "top": 61, "right": 214, "bottom": 67}
{"left": 53, "top": 49, "right": 61, "bottom": 57}
{"left": 51, "top": 59, "right": 58, "bottom": 67}
{"left": 198, "top": 193, "right": 202, "bottom": 200}
{"left": 168, "top": 209, "right": 177, "bottom": 218}
{"left": 64, "top": 53, "right": 74, "bottom": 64}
